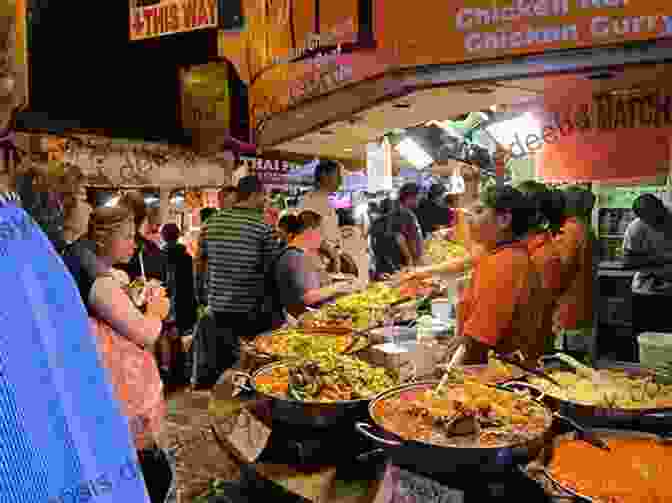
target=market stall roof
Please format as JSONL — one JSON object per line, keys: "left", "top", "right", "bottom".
{"left": 258, "top": 40, "right": 671, "bottom": 157}
{"left": 264, "top": 60, "right": 672, "bottom": 183}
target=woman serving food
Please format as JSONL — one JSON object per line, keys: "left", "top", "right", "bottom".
{"left": 411, "top": 186, "right": 546, "bottom": 365}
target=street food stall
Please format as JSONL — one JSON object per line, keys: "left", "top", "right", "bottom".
{"left": 205, "top": 271, "right": 672, "bottom": 502}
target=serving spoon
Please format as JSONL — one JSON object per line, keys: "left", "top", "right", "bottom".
{"left": 435, "top": 344, "right": 466, "bottom": 396}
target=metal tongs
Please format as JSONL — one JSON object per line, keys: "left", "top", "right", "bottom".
{"left": 494, "top": 353, "right": 562, "bottom": 387}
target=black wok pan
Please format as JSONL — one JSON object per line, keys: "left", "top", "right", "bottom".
{"left": 232, "top": 360, "right": 400, "bottom": 428}
{"left": 521, "top": 360, "right": 672, "bottom": 427}
{"left": 355, "top": 380, "right": 556, "bottom": 475}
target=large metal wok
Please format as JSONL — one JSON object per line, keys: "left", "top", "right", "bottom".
{"left": 354, "top": 380, "right": 556, "bottom": 475}
{"left": 520, "top": 360, "right": 672, "bottom": 427}
{"left": 524, "top": 429, "right": 671, "bottom": 502}
{"left": 231, "top": 360, "right": 399, "bottom": 428}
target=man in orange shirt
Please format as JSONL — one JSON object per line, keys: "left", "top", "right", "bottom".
{"left": 553, "top": 187, "right": 596, "bottom": 350}
{"left": 517, "top": 182, "right": 566, "bottom": 354}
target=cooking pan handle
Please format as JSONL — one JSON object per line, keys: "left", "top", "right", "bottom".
{"left": 498, "top": 381, "right": 546, "bottom": 402}
{"left": 355, "top": 422, "right": 402, "bottom": 447}
{"left": 229, "top": 370, "right": 255, "bottom": 394}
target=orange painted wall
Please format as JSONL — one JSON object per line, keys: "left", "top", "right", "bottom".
{"left": 536, "top": 128, "right": 671, "bottom": 183}
{"left": 528, "top": 84, "right": 672, "bottom": 183}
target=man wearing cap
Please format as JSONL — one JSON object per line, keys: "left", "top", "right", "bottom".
{"left": 202, "top": 176, "right": 280, "bottom": 377}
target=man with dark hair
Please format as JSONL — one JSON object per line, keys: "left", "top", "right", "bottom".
{"left": 301, "top": 160, "right": 343, "bottom": 272}
{"left": 370, "top": 186, "right": 424, "bottom": 278}
{"left": 416, "top": 183, "right": 453, "bottom": 237}
{"left": 393, "top": 183, "right": 424, "bottom": 264}
{"left": 623, "top": 193, "right": 672, "bottom": 354}
{"left": 201, "top": 176, "right": 280, "bottom": 380}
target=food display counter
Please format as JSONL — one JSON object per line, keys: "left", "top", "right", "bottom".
{"left": 207, "top": 359, "right": 672, "bottom": 503}
{"left": 197, "top": 267, "right": 672, "bottom": 503}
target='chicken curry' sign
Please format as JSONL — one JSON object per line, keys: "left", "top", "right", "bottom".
{"left": 129, "top": 0, "right": 218, "bottom": 41}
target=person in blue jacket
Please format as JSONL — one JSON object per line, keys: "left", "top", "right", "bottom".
{"left": 0, "top": 191, "right": 153, "bottom": 502}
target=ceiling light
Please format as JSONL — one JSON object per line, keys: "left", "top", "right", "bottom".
{"left": 344, "top": 147, "right": 353, "bottom": 152}
{"left": 395, "top": 138, "right": 433, "bottom": 169}
{"left": 105, "top": 196, "right": 120, "bottom": 207}
{"left": 485, "top": 112, "right": 540, "bottom": 152}
{"left": 466, "top": 87, "right": 495, "bottom": 94}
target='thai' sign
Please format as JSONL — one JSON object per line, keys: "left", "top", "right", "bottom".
{"left": 129, "top": 0, "right": 218, "bottom": 41}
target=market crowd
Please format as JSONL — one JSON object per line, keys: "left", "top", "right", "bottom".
{"left": 0, "top": 12, "right": 596, "bottom": 489}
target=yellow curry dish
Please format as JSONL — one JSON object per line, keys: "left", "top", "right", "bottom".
{"left": 527, "top": 369, "right": 672, "bottom": 409}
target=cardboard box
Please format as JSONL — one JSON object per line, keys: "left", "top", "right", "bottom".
{"left": 361, "top": 342, "right": 454, "bottom": 381}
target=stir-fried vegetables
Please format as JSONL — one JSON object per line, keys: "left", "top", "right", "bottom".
{"left": 254, "top": 330, "right": 365, "bottom": 358}
{"left": 425, "top": 239, "right": 467, "bottom": 265}
{"left": 334, "top": 283, "right": 402, "bottom": 310}
{"left": 302, "top": 283, "right": 403, "bottom": 330}
{"left": 528, "top": 369, "right": 672, "bottom": 409}
{"left": 254, "top": 353, "right": 397, "bottom": 403}
{"left": 549, "top": 437, "right": 672, "bottom": 503}
{"left": 373, "top": 380, "right": 549, "bottom": 448}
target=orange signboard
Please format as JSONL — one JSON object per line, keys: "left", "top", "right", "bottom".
{"left": 129, "top": 0, "right": 218, "bottom": 41}
{"left": 375, "top": 0, "right": 672, "bottom": 67}
{"left": 218, "top": 0, "right": 389, "bottom": 135}
{"left": 12, "top": 0, "right": 28, "bottom": 107}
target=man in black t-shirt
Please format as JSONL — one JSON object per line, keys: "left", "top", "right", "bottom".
{"left": 416, "top": 183, "right": 454, "bottom": 238}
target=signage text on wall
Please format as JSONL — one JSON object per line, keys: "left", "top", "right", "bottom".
{"left": 239, "top": 156, "right": 301, "bottom": 191}
{"left": 218, "top": 0, "right": 377, "bottom": 134}
{"left": 129, "top": 0, "right": 218, "bottom": 41}
{"left": 376, "top": 0, "right": 672, "bottom": 68}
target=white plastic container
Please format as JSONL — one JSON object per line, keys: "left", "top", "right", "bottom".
{"left": 416, "top": 315, "right": 436, "bottom": 345}
{"left": 431, "top": 298, "right": 454, "bottom": 323}
{"left": 638, "top": 332, "right": 672, "bottom": 369}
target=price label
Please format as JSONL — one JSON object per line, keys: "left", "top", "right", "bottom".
{"left": 374, "top": 464, "right": 464, "bottom": 503}
{"left": 210, "top": 371, "right": 272, "bottom": 463}
{"left": 215, "top": 407, "right": 271, "bottom": 464}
